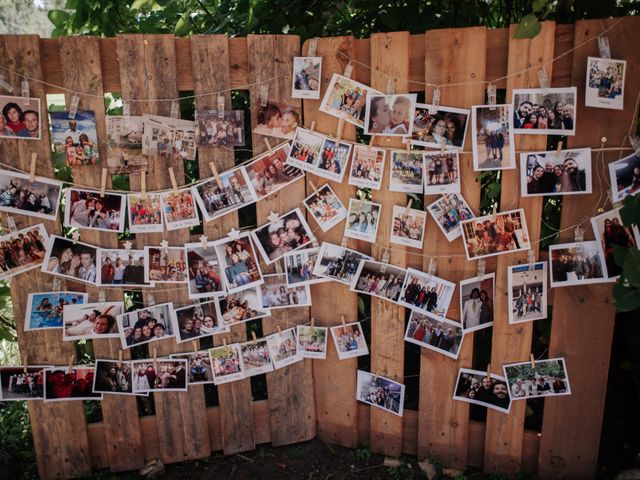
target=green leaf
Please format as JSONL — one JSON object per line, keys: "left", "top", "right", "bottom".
{"left": 48, "top": 9, "right": 70, "bottom": 27}
{"left": 620, "top": 194, "right": 640, "bottom": 227}
{"left": 174, "top": 13, "right": 191, "bottom": 36}
{"left": 612, "top": 244, "right": 628, "bottom": 268}
{"left": 532, "top": 0, "right": 547, "bottom": 13}
{"left": 131, "top": 0, "right": 154, "bottom": 10}
{"left": 65, "top": 0, "right": 79, "bottom": 8}
{"left": 622, "top": 249, "right": 640, "bottom": 287}
{"left": 613, "top": 282, "right": 640, "bottom": 312}
{"left": 358, "top": 296, "right": 365, "bottom": 316}
{"left": 155, "top": 0, "right": 175, "bottom": 6}
{"left": 513, "top": 14, "right": 542, "bottom": 39}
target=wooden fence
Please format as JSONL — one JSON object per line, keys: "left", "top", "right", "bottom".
{"left": 0, "top": 16, "right": 638, "bottom": 479}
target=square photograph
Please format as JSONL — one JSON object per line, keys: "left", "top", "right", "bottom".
{"left": 512, "top": 87, "right": 577, "bottom": 135}
{"left": 351, "top": 259, "right": 407, "bottom": 303}
{"left": 142, "top": 115, "right": 197, "bottom": 161}
{"left": 390, "top": 205, "right": 427, "bottom": 249}
{"left": 292, "top": 56, "right": 322, "bottom": 99}
{"left": 609, "top": 152, "right": 640, "bottom": 203}
{"left": 472, "top": 104, "right": 515, "bottom": 171}
{"left": 98, "top": 249, "right": 150, "bottom": 287}
{"left": 41, "top": 234, "right": 97, "bottom": 285}
{"left": 213, "top": 233, "right": 264, "bottom": 293}
{"left": 296, "top": 325, "right": 328, "bottom": 359}
{"left": 304, "top": 183, "right": 347, "bottom": 232}
{"left": 1, "top": 95, "right": 41, "bottom": 140}
{"left": 315, "top": 137, "right": 352, "bottom": 182}
{"left": 266, "top": 327, "right": 303, "bottom": 370}
{"left": 398, "top": 267, "right": 456, "bottom": 320}
{"left": 459, "top": 273, "right": 495, "bottom": 333}
{"left": 64, "top": 189, "right": 125, "bottom": 232}
{"left": 261, "top": 273, "right": 311, "bottom": 309}
{"left": 0, "top": 169, "right": 62, "bottom": 221}
{"left": 215, "top": 286, "right": 270, "bottom": 327}
{"left": 389, "top": 151, "right": 424, "bottom": 193}
{"left": 63, "top": 301, "right": 123, "bottom": 340}
{"left": 144, "top": 246, "right": 188, "bottom": 283}
{"left": 253, "top": 101, "right": 301, "bottom": 140}
{"left": 590, "top": 207, "right": 637, "bottom": 280}
{"left": 128, "top": 193, "right": 163, "bottom": 233}
{"left": 313, "top": 242, "right": 372, "bottom": 285}
{"left": 348, "top": 145, "right": 386, "bottom": 190}
{"left": 319, "top": 73, "right": 381, "bottom": 128}
{"left": 160, "top": 189, "right": 200, "bottom": 231}
{"left": 508, "top": 262, "right": 548, "bottom": 325}
{"left": 423, "top": 151, "right": 460, "bottom": 194}
{"left": 586, "top": 57, "right": 625, "bottom": 110}
{"left": 330, "top": 321, "right": 369, "bottom": 360}
{"left": 251, "top": 208, "right": 315, "bottom": 265}
{"left": 92, "top": 360, "right": 135, "bottom": 395}
{"left": 240, "top": 338, "right": 274, "bottom": 377}
{"left": 118, "top": 302, "right": 175, "bottom": 349}
{"left": 409, "top": 104, "right": 470, "bottom": 150}
{"left": 105, "top": 115, "right": 147, "bottom": 174}
{"left": 195, "top": 110, "right": 245, "bottom": 146}
{"left": 549, "top": 241, "right": 606, "bottom": 288}
{"left": 356, "top": 370, "right": 405, "bottom": 417}
{"left": 453, "top": 368, "right": 511, "bottom": 413}
{"left": 286, "top": 127, "right": 325, "bottom": 174}
{"left": 427, "top": 193, "right": 475, "bottom": 242}
{"left": 344, "top": 199, "right": 382, "bottom": 243}
{"left": 44, "top": 366, "right": 102, "bottom": 401}
{"left": 284, "top": 247, "right": 327, "bottom": 287}
{"left": 0, "top": 366, "right": 45, "bottom": 401}
{"left": 170, "top": 351, "right": 215, "bottom": 385}
{"left": 131, "top": 359, "right": 188, "bottom": 393}
{"left": 364, "top": 94, "right": 417, "bottom": 136}
{"left": 460, "top": 208, "right": 531, "bottom": 260}
{"left": 521, "top": 148, "right": 592, "bottom": 196}
{"left": 170, "top": 300, "right": 228, "bottom": 344}
{"left": 209, "top": 344, "right": 245, "bottom": 385}
{"left": 192, "top": 166, "right": 257, "bottom": 222}
{"left": 24, "top": 291, "right": 88, "bottom": 331}
{"left": 504, "top": 358, "right": 571, "bottom": 400}
{"left": 244, "top": 143, "right": 304, "bottom": 201}
{"left": 50, "top": 109, "right": 98, "bottom": 167}
{"left": 404, "top": 312, "right": 464, "bottom": 360}
{"left": 185, "top": 242, "right": 223, "bottom": 299}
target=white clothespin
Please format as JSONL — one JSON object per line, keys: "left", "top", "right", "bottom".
{"left": 263, "top": 138, "right": 274, "bottom": 154}
{"left": 476, "top": 258, "right": 486, "bottom": 277}
{"left": 0, "top": 75, "right": 14, "bottom": 94}
{"left": 343, "top": 61, "right": 353, "bottom": 79}
{"left": 217, "top": 94, "right": 225, "bottom": 120}
{"left": 527, "top": 250, "right": 536, "bottom": 270}
{"left": 68, "top": 95, "right": 80, "bottom": 120}
{"left": 275, "top": 260, "right": 285, "bottom": 278}
{"left": 308, "top": 37, "right": 318, "bottom": 57}
{"left": 309, "top": 120, "right": 316, "bottom": 132}
{"left": 98, "top": 290, "right": 106, "bottom": 303}
{"left": 6, "top": 216, "right": 17, "bottom": 233}
{"left": 487, "top": 84, "right": 497, "bottom": 110}
{"left": 405, "top": 199, "right": 413, "bottom": 214}
{"left": 538, "top": 67, "right": 550, "bottom": 92}
{"left": 491, "top": 204, "right": 497, "bottom": 222}
{"left": 199, "top": 234, "right": 208, "bottom": 249}
{"left": 68, "top": 354, "right": 75, "bottom": 373}
{"left": 148, "top": 293, "right": 156, "bottom": 307}
{"left": 170, "top": 100, "right": 179, "bottom": 119}
{"left": 597, "top": 36, "right": 611, "bottom": 59}
{"left": 21, "top": 80, "right": 30, "bottom": 105}
{"left": 574, "top": 226, "right": 585, "bottom": 253}
{"left": 52, "top": 277, "right": 62, "bottom": 292}
{"left": 259, "top": 83, "right": 269, "bottom": 108}
{"left": 29, "top": 153, "right": 37, "bottom": 182}
{"left": 381, "top": 248, "right": 390, "bottom": 264}
{"left": 429, "top": 87, "right": 441, "bottom": 115}
{"left": 427, "top": 257, "right": 438, "bottom": 277}
{"left": 386, "top": 78, "right": 395, "bottom": 95}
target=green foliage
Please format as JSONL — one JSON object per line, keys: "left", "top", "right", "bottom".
{"left": 513, "top": 14, "right": 542, "bottom": 39}
{"left": 0, "top": 401, "right": 37, "bottom": 479}
{"left": 612, "top": 194, "right": 640, "bottom": 312}
{"left": 354, "top": 447, "right": 371, "bottom": 460}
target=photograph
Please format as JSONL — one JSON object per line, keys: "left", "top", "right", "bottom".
{"left": 44, "top": 366, "right": 102, "bottom": 401}
{"left": 319, "top": 73, "right": 381, "bottom": 128}
{"left": 453, "top": 368, "right": 511, "bottom": 413}
{"left": 286, "top": 127, "right": 325, "bottom": 174}
{"left": 409, "top": 103, "right": 470, "bottom": 150}
{"left": 609, "top": 152, "right": 640, "bottom": 203}
{"left": 313, "top": 242, "right": 372, "bottom": 285}
{"left": 503, "top": 358, "right": 571, "bottom": 400}
{"left": 266, "top": 327, "right": 303, "bottom": 370}
{"left": 590, "top": 207, "right": 637, "bottom": 280}
{"left": 364, "top": 94, "right": 417, "bottom": 136}
{"left": 244, "top": 143, "right": 304, "bottom": 201}
{"left": 212, "top": 233, "right": 264, "bottom": 293}
{"left": 170, "top": 351, "right": 215, "bottom": 385}
{"left": 296, "top": 325, "right": 328, "bottom": 359}
{"left": 472, "top": 104, "right": 515, "bottom": 170}
{"left": 423, "top": 151, "right": 460, "bottom": 194}
{"left": 549, "top": 241, "right": 607, "bottom": 288}
{"left": 63, "top": 301, "right": 123, "bottom": 340}
{"left": 398, "top": 268, "right": 456, "bottom": 321}
{"left": 351, "top": 259, "right": 407, "bottom": 303}
{"left": 131, "top": 359, "right": 188, "bottom": 393}
{"left": 389, "top": 151, "right": 424, "bottom": 193}
{"left": 348, "top": 145, "right": 386, "bottom": 190}
{"left": 460, "top": 209, "right": 531, "bottom": 260}
{"left": 117, "top": 302, "right": 175, "bottom": 349}
{"left": 170, "top": 300, "right": 228, "bottom": 343}
{"left": 427, "top": 193, "right": 475, "bottom": 242}
{"left": 251, "top": 208, "right": 314, "bottom": 265}
{"left": 0, "top": 366, "right": 45, "bottom": 400}
{"left": 303, "top": 184, "right": 347, "bottom": 232}
{"left": 24, "top": 291, "right": 88, "bottom": 331}
{"left": 105, "top": 115, "right": 147, "bottom": 174}
{"left": 390, "top": 205, "right": 427, "bottom": 249}
{"left": 292, "top": 56, "right": 322, "bottom": 99}
{"left": 404, "top": 312, "right": 464, "bottom": 360}
{"left": 239, "top": 338, "right": 274, "bottom": 377}
{"left": 356, "top": 370, "right": 405, "bottom": 417}
{"left": 0, "top": 95, "right": 41, "bottom": 140}
{"left": 0, "top": 169, "right": 62, "bottom": 221}
{"left": 508, "top": 262, "right": 548, "bottom": 324}
{"left": 209, "top": 344, "right": 245, "bottom": 384}
{"left": 0, "top": 223, "right": 49, "bottom": 282}
{"left": 330, "top": 321, "right": 369, "bottom": 360}
{"left": 253, "top": 101, "right": 301, "bottom": 140}
{"left": 64, "top": 188, "right": 125, "bottom": 232}
{"left": 215, "top": 287, "right": 270, "bottom": 327}
{"left": 128, "top": 193, "right": 163, "bottom": 233}
{"left": 586, "top": 57, "right": 626, "bottom": 110}
{"left": 343, "top": 199, "right": 382, "bottom": 244}
{"left": 260, "top": 274, "right": 311, "bottom": 309}
{"left": 195, "top": 109, "right": 245, "bottom": 147}
{"left": 144, "top": 246, "right": 188, "bottom": 283}
{"left": 141, "top": 115, "right": 197, "bottom": 162}
{"left": 512, "top": 87, "right": 577, "bottom": 135}
{"left": 41, "top": 234, "right": 97, "bottom": 285}
{"left": 192, "top": 166, "right": 257, "bottom": 223}
{"left": 459, "top": 273, "right": 495, "bottom": 333}
{"left": 98, "top": 249, "right": 150, "bottom": 287}
{"left": 521, "top": 148, "right": 592, "bottom": 196}
{"left": 92, "top": 360, "right": 135, "bottom": 395}
{"left": 185, "top": 242, "right": 223, "bottom": 299}
{"left": 283, "top": 247, "right": 327, "bottom": 287}
{"left": 315, "top": 137, "right": 352, "bottom": 183}
{"left": 159, "top": 188, "right": 200, "bottom": 231}
{"left": 50, "top": 109, "right": 98, "bottom": 167}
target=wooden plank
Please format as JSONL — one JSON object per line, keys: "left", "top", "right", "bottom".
{"left": 551, "top": 24, "right": 576, "bottom": 88}
{"left": 417, "top": 26, "right": 488, "bottom": 468}
{"left": 538, "top": 16, "right": 640, "bottom": 479}
{"left": 246, "top": 34, "right": 316, "bottom": 446}
{"left": 483, "top": 22, "right": 556, "bottom": 476}
{"left": 486, "top": 28, "right": 510, "bottom": 87}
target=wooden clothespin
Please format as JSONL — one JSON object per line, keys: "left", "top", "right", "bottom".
{"left": 68, "top": 353, "right": 75, "bottom": 373}
{"left": 491, "top": 204, "right": 497, "bottom": 222}
{"left": 23, "top": 355, "right": 28, "bottom": 373}
{"left": 335, "top": 117, "right": 345, "bottom": 144}
{"left": 368, "top": 134, "right": 376, "bottom": 151}
{"left": 168, "top": 167, "right": 178, "bottom": 193}
{"left": 223, "top": 337, "right": 228, "bottom": 347}
{"left": 374, "top": 370, "right": 380, "bottom": 381}
{"left": 199, "top": 234, "right": 208, "bottom": 250}
{"left": 405, "top": 199, "right": 413, "bottom": 214}
{"left": 117, "top": 350, "right": 123, "bottom": 368}
{"left": 440, "top": 141, "right": 446, "bottom": 153}
{"left": 275, "top": 260, "right": 285, "bottom": 278}
{"left": 152, "top": 347, "right": 158, "bottom": 371}
{"left": 486, "top": 363, "right": 491, "bottom": 380}
{"left": 252, "top": 331, "right": 258, "bottom": 345}
{"left": 308, "top": 180, "right": 319, "bottom": 195}
{"left": 192, "top": 340, "right": 199, "bottom": 353}
{"left": 340, "top": 236, "right": 349, "bottom": 248}
{"left": 527, "top": 250, "right": 536, "bottom": 270}
{"left": 530, "top": 353, "right": 536, "bottom": 369}
{"left": 276, "top": 325, "right": 281, "bottom": 334}
{"left": 476, "top": 258, "right": 486, "bottom": 277}
{"left": 427, "top": 257, "right": 437, "bottom": 276}
{"left": 310, "top": 317, "right": 315, "bottom": 328}
{"left": 341, "top": 315, "right": 346, "bottom": 328}
{"left": 208, "top": 162, "right": 223, "bottom": 189}
{"left": 21, "top": 80, "right": 30, "bottom": 105}
{"left": 556, "top": 140, "right": 564, "bottom": 156}
{"left": 100, "top": 168, "right": 108, "bottom": 197}
{"left": 309, "top": 121, "right": 316, "bottom": 133}
{"left": 140, "top": 171, "right": 147, "bottom": 200}
{"left": 29, "top": 153, "right": 37, "bottom": 182}
{"left": 68, "top": 94, "right": 80, "bottom": 120}
{"left": 217, "top": 94, "right": 225, "bottom": 119}
{"left": 263, "top": 138, "right": 274, "bottom": 154}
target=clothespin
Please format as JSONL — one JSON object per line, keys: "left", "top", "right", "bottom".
{"left": 555, "top": 140, "right": 564, "bottom": 158}
{"left": 308, "top": 180, "right": 319, "bottom": 195}
{"left": 0, "top": 75, "right": 14, "bottom": 94}
{"left": 628, "top": 135, "right": 640, "bottom": 155}
{"left": 340, "top": 236, "right": 349, "bottom": 248}
{"left": 192, "top": 340, "right": 199, "bottom": 353}
{"left": 152, "top": 347, "right": 158, "bottom": 371}
{"left": 140, "top": 171, "right": 147, "bottom": 200}
{"left": 530, "top": 353, "right": 536, "bottom": 369}
{"left": 368, "top": 135, "right": 376, "bottom": 150}
{"left": 259, "top": 83, "right": 269, "bottom": 108}
{"left": 341, "top": 315, "right": 346, "bottom": 328}
{"left": 252, "top": 331, "right": 258, "bottom": 345}
{"left": 405, "top": 199, "right": 413, "bottom": 214}
{"left": 217, "top": 94, "right": 225, "bottom": 119}
{"left": 117, "top": 350, "right": 123, "bottom": 368}
{"left": 98, "top": 290, "right": 106, "bottom": 303}
{"left": 527, "top": 250, "right": 536, "bottom": 270}
{"left": 23, "top": 355, "right": 28, "bottom": 373}
{"left": 538, "top": 67, "right": 550, "bottom": 92}
{"left": 21, "top": 80, "right": 30, "bottom": 104}
{"left": 310, "top": 317, "right": 315, "bottom": 327}
{"left": 123, "top": 240, "right": 133, "bottom": 257}
{"left": 275, "top": 260, "right": 285, "bottom": 278}
{"left": 276, "top": 325, "right": 281, "bottom": 334}
{"left": 168, "top": 167, "right": 179, "bottom": 193}
{"left": 71, "top": 230, "right": 81, "bottom": 244}
{"left": 386, "top": 78, "right": 395, "bottom": 95}
{"left": 486, "top": 363, "right": 491, "bottom": 380}
{"left": 68, "top": 94, "right": 80, "bottom": 120}
{"left": 374, "top": 370, "right": 380, "bottom": 381}
{"left": 308, "top": 37, "right": 318, "bottom": 57}
{"left": 309, "top": 121, "right": 316, "bottom": 133}
{"left": 263, "top": 138, "right": 273, "bottom": 154}
{"left": 267, "top": 211, "right": 280, "bottom": 224}
{"left": 440, "top": 141, "right": 446, "bottom": 153}
{"left": 381, "top": 248, "right": 390, "bottom": 264}
{"left": 148, "top": 292, "right": 156, "bottom": 306}
{"left": 597, "top": 36, "right": 611, "bottom": 59}
{"left": 407, "top": 141, "right": 412, "bottom": 152}
{"left": 170, "top": 100, "right": 179, "bottom": 119}
{"left": 68, "top": 353, "right": 75, "bottom": 373}
{"left": 208, "top": 162, "right": 223, "bottom": 189}
{"left": 574, "top": 226, "right": 584, "bottom": 244}
{"left": 428, "top": 87, "right": 441, "bottom": 115}
{"left": 123, "top": 101, "right": 131, "bottom": 125}
{"left": 491, "top": 204, "right": 497, "bottom": 222}
{"left": 428, "top": 257, "right": 438, "bottom": 277}
{"left": 199, "top": 234, "right": 208, "bottom": 249}
{"left": 343, "top": 61, "right": 353, "bottom": 79}
{"left": 6, "top": 216, "right": 17, "bottom": 233}
{"left": 476, "top": 258, "right": 486, "bottom": 277}
{"left": 487, "top": 84, "right": 497, "bottom": 110}
{"left": 335, "top": 117, "right": 345, "bottom": 144}
{"left": 52, "top": 277, "right": 62, "bottom": 292}
{"left": 100, "top": 168, "right": 108, "bottom": 197}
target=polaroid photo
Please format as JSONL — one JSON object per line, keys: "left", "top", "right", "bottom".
{"left": 364, "top": 94, "right": 417, "bottom": 136}
{"left": 1, "top": 223, "right": 49, "bottom": 283}
{"left": 389, "top": 151, "right": 424, "bottom": 193}
{"left": 127, "top": 193, "right": 163, "bottom": 233}
{"left": 351, "top": 259, "right": 407, "bottom": 303}
{"left": 586, "top": 57, "right": 626, "bottom": 110}
{"left": 159, "top": 188, "right": 200, "bottom": 231}
{"left": 398, "top": 267, "right": 456, "bottom": 320}
{"left": 244, "top": 143, "right": 304, "bottom": 201}
{"left": 253, "top": 101, "right": 301, "bottom": 140}
{"left": 141, "top": 115, "right": 197, "bottom": 161}
{"left": 453, "top": 368, "right": 511, "bottom": 413}
{"left": 296, "top": 325, "right": 328, "bottom": 359}
{"left": 330, "top": 321, "right": 369, "bottom": 360}
{"left": 24, "top": 291, "right": 88, "bottom": 331}
{"left": 292, "top": 56, "right": 322, "bottom": 99}
{"left": 504, "top": 358, "right": 571, "bottom": 400}
{"left": 117, "top": 302, "right": 175, "bottom": 349}
{"left": 266, "top": 327, "right": 303, "bottom": 369}
{"left": 285, "top": 127, "right": 325, "bottom": 175}
{"left": 591, "top": 207, "right": 638, "bottom": 280}
{"left": 50, "top": 109, "right": 98, "bottom": 167}
{"left": 251, "top": 208, "right": 315, "bottom": 265}
{"left": 459, "top": 273, "right": 496, "bottom": 333}
{"left": 105, "top": 115, "right": 147, "bottom": 174}
{"left": 44, "top": 366, "right": 102, "bottom": 401}
{"left": 356, "top": 370, "right": 405, "bottom": 417}
{"left": 0, "top": 95, "right": 41, "bottom": 140}
{"left": 390, "top": 205, "right": 427, "bottom": 249}
{"left": 549, "top": 241, "right": 608, "bottom": 288}
{"left": 508, "top": 262, "right": 548, "bottom": 325}
{"left": 0, "top": 169, "right": 62, "bottom": 221}
{"left": 512, "top": 87, "right": 577, "bottom": 135}
{"left": 609, "top": 152, "right": 640, "bottom": 203}
{"left": 0, "top": 366, "right": 45, "bottom": 401}
{"left": 313, "top": 242, "right": 372, "bottom": 286}
{"left": 209, "top": 344, "right": 245, "bottom": 385}
{"left": 344, "top": 198, "right": 382, "bottom": 244}
{"left": 240, "top": 338, "right": 274, "bottom": 377}
{"left": 303, "top": 183, "right": 347, "bottom": 232}
{"left": 283, "top": 247, "right": 327, "bottom": 287}
{"left": 131, "top": 359, "right": 188, "bottom": 393}
{"left": 427, "top": 193, "right": 475, "bottom": 242}
{"left": 98, "top": 249, "right": 151, "bottom": 287}
{"left": 212, "top": 232, "right": 264, "bottom": 293}
{"left": 460, "top": 208, "right": 531, "bottom": 260}
{"left": 521, "top": 148, "right": 592, "bottom": 196}
{"left": 215, "top": 286, "right": 270, "bottom": 327}
{"left": 472, "top": 104, "right": 515, "bottom": 171}
{"left": 404, "top": 312, "right": 464, "bottom": 360}
{"left": 195, "top": 109, "right": 245, "bottom": 147}
{"left": 423, "top": 151, "right": 461, "bottom": 194}
{"left": 63, "top": 301, "right": 123, "bottom": 341}
{"left": 319, "top": 73, "right": 382, "bottom": 128}
{"left": 348, "top": 145, "right": 386, "bottom": 190}
{"left": 170, "top": 351, "right": 215, "bottom": 385}
{"left": 92, "top": 359, "right": 136, "bottom": 395}
{"left": 409, "top": 103, "right": 470, "bottom": 150}
{"left": 170, "top": 299, "right": 228, "bottom": 344}
{"left": 185, "top": 242, "right": 224, "bottom": 299}
{"left": 41, "top": 234, "right": 98, "bottom": 285}
{"left": 261, "top": 274, "right": 311, "bottom": 310}
{"left": 315, "top": 137, "right": 352, "bottom": 183}
{"left": 144, "top": 246, "right": 188, "bottom": 283}
{"left": 192, "top": 166, "right": 257, "bottom": 223}
{"left": 64, "top": 188, "right": 126, "bottom": 233}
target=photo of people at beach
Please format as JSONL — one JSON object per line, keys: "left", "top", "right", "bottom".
{"left": 24, "top": 291, "right": 88, "bottom": 331}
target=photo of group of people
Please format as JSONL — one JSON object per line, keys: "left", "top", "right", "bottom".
{"left": 512, "top": 87, "right": 577, "bottom": 135}
{"left": 118, "top": 303, "right": 175, "bottom": 349}
{"left": 0, "top": 169, "right": 62, "bottom": 221}
{"left": 423, "top": 151, "right": 460, "bottom": 194}
{"left": 209, "top": 344, "right": 245, "bottom": 384}
{"left": 185, "top": 243, "right": 223, "bottom": 299}
{"left": 49, "top": 108, "right": 99, "bottom": 167}
{"left": 292, "top": 56, "right": 322, "bottom": 99}
{"left": 521, "top": 148, "right": 591, "bottom": 196}
{"left": 390, "top": 205, "right": 426, "bottom": 249}
{"left": 195, "top": 110, "right": 245, "bottom": 146}
{"left": 356, "top": 370, "right": 405, "bottom": 417}
{"left": 213, "top": 234, "right": 263, "bottom": 293}
{"left": 64, "top": 189, "right": 125, "bottom": 232}
{"left": 261, "top": 274, "right": 311, "bottom": 309}
{"left": 266, "top": 327, "right": 303, "bottom": 369}
{"left": 472, "top": 104, "right": 515, "bottom": 170}
{"left": 320, "top": 73, "right": 380, "bottom": 128}
{"left": 586, "top": 57, "right": 626, "bottom": 110}
{"left": 409, "top": 104, "right": 469, "bottom": 150}
{"left": 304, "top": 184, "right": 347, "bottom": 232}
{"left": 609, "top": 152, "right": 640, "bottom": 203}
{"left": 240, "top": 338, "right": 274, "bottom": 376}
{"left": 348, "top": 145, "right": 386, "bottom": 190}
{"left": 284, "top": 248, "right": 326, "bottom": 287}
{"left": 245, "top": 144, "right": 303, "bottom": 201}
{"left": 25, "top": 291, "right": 88, "bottom": 330}
{"left": 253, "top": 102, "right": 300, "bottom": 140}
{"left": 193, "top": 167, "right": 256, "bottom": 222}
{"left": 287, "top": 128, "right": 352, "bottom": 182}
{"left": 105, "top": 116, "right": 147, "bottom": 174}
{"left": 98, "top": 249, "right": 149, "bottom": 286}
{"left": 296, "top": 325, "right": 328, "bottom": 359}
{"left": 508, "top": 262, "right": 547, "bottom": 324}
{"left": 399, "top": 268, "right": 456, "bottom": 320}
{"left": 141, "top": 115, "right": 197, "bottom": 161}
{"left": 41, "top": 235, "right": 97, "bottom": 285}
{"left": 364, "top": 94, "right": 416, "bottom": 136}
{"left": 93, "top": 360, "right": 134, "bottom": 395}
{"left": 351, "top": 260, "right": 407, "bottom": 303}
{"left": 313, "top": 243, "right": 371, "bottom": 285}
{"left": 427, "top": 193, "right": 475, "bottom": 242}
{"left": 160, "top": 189, "right": 200, "bottom": 231}
{"left": 44, "top": 367, "right": 102, "bottom": 401}
{"left": 459, "top": 273, "right": 495, "bottom": 333}
{"left": 330, "top": 322, "right": 369, "bottom": 360}
{"left": 0, "top": 95, "right": 41, "bottom": 140}
{"left": 453, "top": 368, "right": 511, "bottom": 413}
{"left": 130, "top": 359, "right": 188, "bottom": 392}
{"left": 63, "top": 301, "right": 122, "bottom": 340}
{"left": 404, "top": 312, "right": 464, "bottom": 359}
{"left": 251, "top": 208, "right": 314, "bottom": 264}
{"left": 171, "top": 300, "right": 228, "bottom": 343}
{"left": 145, "top": 246, "right": 188, "bottom": 283}
{"left": 215, "top": 287, "right": 269, "bottom": 326}
{"left": 389, "top": 151, "right": 424, "bottom": 193}
{"left": 0, "top": 367, "right": 44, "bottom": 400}
{"left": 0, "top": 224, "right": 48, "bottom": 281}
{"left": 169, "top": 351, "right": 214, "bottom": 385}
{"left": 461, "top": 209, "right": 531, "bottom": 260}
{"left": 503, "top": 358, "right": 571, "bottom": 400}
{"left": 127, "top": 193, "right": 163, "bottom": 233}
{"left": 344, "top": 199, "right": 382, "bottom": 243}
{"left": 591, "top": 207, "right": 638, "bottom": 280}
{"left": 549, "top": 241, "right": 606, "bottom": 287}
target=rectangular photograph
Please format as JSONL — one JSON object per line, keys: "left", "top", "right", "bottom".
{"left": 185, "top": 242, "right": 223, "bottom": 299}
{"left": 356, "top": 370, "right": 405, "bottom": 417}
{"left": 44, "top": 366, "right": 102, "bottom": 401}
{"left": 144, "top": 246, "right": 188, "bottom": 283}
{"left": 98, "top": 249, "right": 150, "bottom": 287}
{"left": 453, "top": 368, "right": 511, "bottom": 413}
{"left": 330, "top": 321, "right": 369, "bottom": 360}
{"left": 423, "top": 151, "right": 460, "bottom": 194}
{"left": 351, "top": 259, "right": 407, "bottom": 303}
{"left": 105, "top": 115, "right": 147, "bottom": 174}
{"left": 195, "top": 109, "right": 245, "bottom": 146}
{"left": 319, "top": 73, "right": 381, "bottom": 128}
{"left": 142, "top": 115, "right": 197, "bottom": 161}
{"left": 261, "top": 274, "right": 311, "bottom": 309}
{"left": 266, "top": 327, "right": 303, "bottom": 370}
{"left": 131, "top": 359, "right": 188, "bottom": 393}
{"left": 390, "top": 205, "right": 427, "bottom": 249}
{"left": 192, "top": 166, "right": 256, "bottom": 223}
{"left": 128, "top": 193, "right": 163, "bottom": 233}
{"left": 1, "top": 95, "right": 41, "bottom": 140}
{"left": 586, "top": 57, "right": 626, "bottom": 110}
{"left": 244, "top": 143, "right": 304, "bottom": 201}
{"left": 63, "top": 301, "right": 123, "bottom": 340}
{"left": 459, "top": 273, "right": 495, "bottom": 333}
{"left": 512, "top": 87, "right": 577, "bottom": 135}
{"left": 286, "top": 127, "right": 325, "bottom": 174}
{"left": 304, "top": 183, "right": 347, "bottom": 233}
{"left": 296, "top": 325, "right": 328, "bottom": 359}
{"left": 504, "top": 358, "right": 571, "bottom": 400}
{"left": 171, "top": 300, "right": 228, "bottom": 344}
{"left": 41, "top": 234, "right": 97, "bottom": 285}
{"left": 50, "top": 109, "right": 98, "bottom": 167}
{"left": 389, "top": 151, "right": 424, "bottom": 193}
{"left": 0, "top": 223, "right": 49, "bottom": 281}
{"left": 160, "top": 189, "right": 200, "bottom": 231}
{"left": 0, "top": 366, "right": 45, "bottom": 401}
{"left": 460, "top": 209, "right": 531, "bottom": 260}
{"left": 213, "top": 233, "right": 263, "bottom": 293}
{"left": 209, "top": 344, "right": 245, "bottom": 385}
{"left": 170, "top": 351, "right": 215, "bottom": 385}
{"left": 313, "top": 242, "right": 372, "bottom": 285}
{"left": 215, "top": 286, "right": 270, "bottom": 327}
{"left": 398, "top": 267, "right": 456, "bottom": 321}
{"left": 364, "top": 94, "right": 417, "bottom": 136}
{"left": 404, "top": 312, "right": 464, "bottom": 360}
{"left": 409, "top": 104, "right": 470, "bottom": 150}
{"left": 508, "top": 262, "right": 548, "bottom": 325}
{"left": 292, "top": 56, "right": 322, "bottom": 99}
{"left": 344, "top": 199, "right": 382, "bottom": 244}
{"left": 118, "top": 302, "right": 175, "bottom": 349}
{"left": 549, "top": 241, "right": 606, "bottom": 288}
{"left": 239, "top": 338, "right": 274, "bottom": 377}
{"left": 472, "top": 104, "right": 515, "bottom": 171}
{"left": 251, "top": 208, "right": 315, "bottom": 265}
{"left": 315, "top": 137, "right": 352, "bottom": 183}
{"left": 64, "top": 188, "right": 125, "bottom": 232}
{"left": 92, "top": 359, "right": 135, "bottom": 395}
{"left": 521, "top": 148, "right": 592, "bottom": 196}
{"left": 24, "top": 291, "right": 88, "bottom": 331}
{"left": 609, "top": 152, "right": 640, "bottom": 203}
{"left": 348, "top": 145, "right": 386, "bottom": 190}
{"left": 590, "top": 207, "right": 637, "bottom": 280}
{"left": 0, "top": 169, "right": 62, "bottom": 221}
{"left": 427, "top": 193, "right": 475, "bottom": 242}
{"left": 284, "top": 247, "right": 327, "bottom": 287}
{"left": 253, "top": 101, "right": 301, "bottom": 140}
